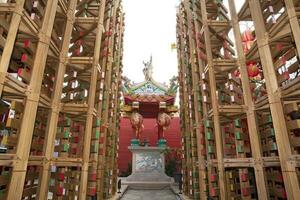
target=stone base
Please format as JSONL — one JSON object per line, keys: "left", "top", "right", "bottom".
{"left": 124, "top": 146, "right": 172, "bottom": 189}
{"left": 124, "top": 171, "right": 172, "bottom": 189}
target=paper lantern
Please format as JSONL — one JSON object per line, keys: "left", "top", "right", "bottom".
{"left": 242, "top": 30, "right": 254, "bottom": 42}
{"left": 247, "top": 63, "right": 260, "bottom": 77}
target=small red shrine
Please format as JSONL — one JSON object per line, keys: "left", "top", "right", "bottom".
{"left": 118, "top": 57, "right": 181, "bottom": 173}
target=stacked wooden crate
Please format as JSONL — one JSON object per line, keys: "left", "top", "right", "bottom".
{"left": 0, "top": 0, "right": 124, "bottom": 199}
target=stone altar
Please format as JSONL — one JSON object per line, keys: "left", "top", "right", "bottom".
{"left": 123, "top": 146, "right": 173, "bottom": 189}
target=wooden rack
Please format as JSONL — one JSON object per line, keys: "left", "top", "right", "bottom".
{"left": 177, "top": 0, "right": 300, "bottom": 199}
{"left": 0, "top": 0, "right": 124, "bottom": 199}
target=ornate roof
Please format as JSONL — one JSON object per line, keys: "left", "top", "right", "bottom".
{"left": 121, "top": 56, "right": 179, "bottom": 118}
{"left": 122, "top": 56, "right": 178, "bottom": 98}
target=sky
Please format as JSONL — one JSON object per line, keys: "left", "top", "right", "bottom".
{"left": 122, "top": 0, "right": 245, "bottom": 85}
{"left": 122, "top": 0, "right": 180, "bottom": 85}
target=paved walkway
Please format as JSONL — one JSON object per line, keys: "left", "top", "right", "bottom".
{"left": 121, "top": 189, "right": 179, "bottom": 200}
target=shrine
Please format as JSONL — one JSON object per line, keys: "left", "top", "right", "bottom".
{"left": 118, "top": 57, "right": 180, "bottom": 188}
{"left": 121, "top": 56, "right": 178, "bottom": 145}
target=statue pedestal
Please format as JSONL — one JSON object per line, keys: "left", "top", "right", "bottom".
{"left": 124, "top": 146, "right": 172, "bottom": 189}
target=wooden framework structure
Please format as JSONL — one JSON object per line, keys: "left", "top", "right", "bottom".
{"left": 177, "top": 0, "right": 300, "bottom": 199}
{"left": 0, "top": 0, "right": 124, "bottom": 199}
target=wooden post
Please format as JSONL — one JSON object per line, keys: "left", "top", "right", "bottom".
{"left": 7, "top": 0, "right": 59, "bottom": 199}
{"left": 228, "top": 1, "right": 268, "bottom": 199}
{"left": 248, "top": 0, "right": 300, "bottom": 199}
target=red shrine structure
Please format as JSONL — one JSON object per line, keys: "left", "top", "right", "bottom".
{"left": 118, "top": 57, "right": 181, "bottom": 173}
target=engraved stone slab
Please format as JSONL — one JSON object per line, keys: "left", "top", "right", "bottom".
{"left": 124, "top": 146, "right": 172, "bottom": 189}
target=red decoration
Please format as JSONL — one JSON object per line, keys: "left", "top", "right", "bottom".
{"left": 283, "top": 71, "right": 290, "bottom": 80}
{"left": 104, "top": 31, "right": 112, "bottom": 37}
{"left": 56, "top": 187, "right": 64, "bottom": 196}
{"left": 90, "top": 173, "right": 97, "bottom": 181}
{"left": 210, "top": 174, "right": 217, "bottom": 182}
{"left": 241, "top": 188, "right": 249, "bottom": 196}
{"left": 24, "top": 40, "right": 30, "bottom": 48}
{"left": 276, "top": 43, "right": 283, "bottom": 51}
{"left": 21, "top": 54, "right": 28, "bottom": 62}
{"left": 240, "top": 173, "right": 248, "bottom": 182}
{"left": 59, "top": 173, "right": 65, "bottom": 181}
{"left": 281, "top": 56, "right": 286, "bottom": 65}
{"left": 73, "top": 136, "right": 79, "bottom": 143}
{"left": 89, "top": 188, "right": 96, "bottom": 196}
{"left": 103, "top": 40, "right": 109, "bottom": 47}
{"left": 210, "top": 187, "right": 217, "bottom": 197}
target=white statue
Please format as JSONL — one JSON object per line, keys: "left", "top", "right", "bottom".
{"left": 143, "top": 56, "right": 153, "bottom": 81}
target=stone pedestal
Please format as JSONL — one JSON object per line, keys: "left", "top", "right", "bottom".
{"left": 124, "top": 146, "right": 172, "bottom": 189}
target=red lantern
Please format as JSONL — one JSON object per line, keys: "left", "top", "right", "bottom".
{"left": 242, "top": 29, "right": 254, "bottom": 42}
{"left": 247, "top": 62, "right": 259, "bottom": 77}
